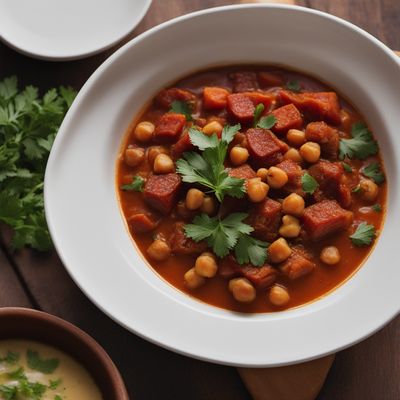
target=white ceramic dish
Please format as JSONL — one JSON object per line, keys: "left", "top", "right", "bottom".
{"left": 0, "top": 0, "right": 152, "bottom": 60}
{"left": 44, "top": 5, "right": 400, "bottom": 367}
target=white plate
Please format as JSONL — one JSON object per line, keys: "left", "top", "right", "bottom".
{"left": 0, "top": 0, "right": 152, "bottom": 60}
{"left": 44, "top": 5, "right": 400, "bottom": 367}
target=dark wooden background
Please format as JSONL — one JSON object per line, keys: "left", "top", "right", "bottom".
{"left": 0, "top": 1, "right": 399, "bottom": 399}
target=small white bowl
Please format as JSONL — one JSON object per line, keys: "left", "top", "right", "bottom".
{"left": 45, "top": 4, "right": 400, "bottom": 367}
{"left": 0, "top": 0, "right": 152, "bottom": 60}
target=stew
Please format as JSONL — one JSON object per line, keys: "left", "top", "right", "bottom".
{"left": 116, "top": 66, "right": 386, "bottom": 313}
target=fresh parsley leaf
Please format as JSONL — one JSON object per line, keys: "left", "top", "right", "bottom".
{"left": 257, "top": 115, "right": 276, "bottom": 130}
{"left": 0, "top": 351, "right": 19, "bottom": 364}
{"left": 352, "top": 185, "right": 362, "bottom": 193}
{"left": 170, "top": 100, "right": 193, "bottom": 121}
{"left": 253, "top": 103, "right": 265, "bottom": 127}
{"left": 27, "top": 350, "right": 59, "bottom": 374}
{"left": 120, "top": 176, "right": 145, "bottom": 192}
{"left": 235, "top": 234, "right": 268, "bottom": 266}
{"left": 54, "top": 395, "right": 63, "bottom": 400}
{"left": 371, "top": 204, "right": 382, "bottom": 212}
{"left": 177, "top": 126, "right": 245, "bottom": 202}
{"left": 49, "top": 379, "right": 62, "bottom": 390}
{"left": 350, "top": 222, "right": 376, "bottom": 246}
{"left": 0, "top": 76, "right": 76, "bottom": 251}
{"left": 361, "top": 162, "right": 385, "bottom": 184}
{"left": 339, "top": 122, "right": 378, "bottom": 160}
{"left": 301, "top": 173, "right": 319, "bottom": 194}
{"left": 286, "top": 80, "right": 301, "bottom": 91}
{"left": 7, "top": 367, "right": 25, "bottom": 380}
{"left": 0, "top": 384, "right": 16, "bottom": 400}
{"left": 342, "top": 162, "right": 353, "bottom": 173}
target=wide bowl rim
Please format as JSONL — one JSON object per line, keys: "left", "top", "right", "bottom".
{"left": 0, "top": 307, "right": 128, "bottom": 399}
{"left": 44, "top": 3, "right": 400, "bottom": 367}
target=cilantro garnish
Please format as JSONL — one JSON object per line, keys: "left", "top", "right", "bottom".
{"left": 0, "top": 351, "right": 19, "bottom": 364}
{"left": 184, "top": 213, "right": 268, "bottom": 265}
{"left": 342, "top": 162, "right": 353, "bottom": 173}
{"left": 253, "top": 103, "right": 264, "bottom": 127}
{"left": 176, "top": 124, "right": 245, "bottom": 202}
{"left": 285, "top": 80, "right": 301, "bottom": 92}
{"left": 350, "top": 222, "right": 376, "bottom": 246}
{"left": 27, "top": 350, "right": 59, "bottom": 374}
{"left": 49, "top": 379, "right": 62, "bottom": 390}
{"left": 257, "top": 115, "right": 276, "bottom": 130}
{"left": 301, "top": 173, "right": 319, "bottom": 194}
{"left": 120, "top": 175, "right": 145, "bottom": 192}
{"left": 371, "top": 204, "right": 382, "bottom": 212}
{"left": 361, "top": 162, "right": 385, "bottom": 184}
{"left": 169, "top": 100, "right": 193, "bottom": 121}
{"left": 0, "top": 76, "right": 76, "bottom": 251}
{"left": 339, "top": 122, "right": 378, "bottom": 160}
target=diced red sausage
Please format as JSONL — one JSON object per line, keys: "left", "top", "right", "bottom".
{"left": 203, "top": 87, "right": 230, "bottom": 110}
{"left": 154, "top": 113, "right": 186, "bottom": 143}
{"left": 143, "top": 173, "right": 182, "bottom": 214}
{"left": 246, "top": 128, "right": 289, "bottom": 167}
{"left": 305, "top": 121, "right": 339, "bottom": 159}
{"left": 241, "top": 91, "right": 274, "bottom": 109}
{"left": 227, "top": 93, "right": 255, "bottom": 123}
{"left": 280, "top": 247, "right": 316, "bottom": 280}
{"left": 280, "top": 90, "right": 341, "bottom": 125}
{"left": 302, "top": 200, "right": 353, "bottom": 240}
{"left": 275, "top": 159, "right": 304, "bottom": 196}
{"left": 240, "top": 264, "right": 277, "bottom": 289}
{"left": 270, "top": 104, "right": 303, "bottom": 134}
{"left": 228, "top": 164, "right": 257, "bottom": 183}
{"left": 170, "top": 222, "right": 208, "bottom": 255}
{"left": 309, "top": 160, "right": 351, "bottom": 207}
{"left": 155, "top": 88, "right": 196, "bottom": 109}
{"left": 258, "top": 71, "right": 284, "bottom": 87}
{"left": 171, "top": 132, "right": 194, "bottom": 159}
{"left": 248, "top": 198, "right": 282, "bottom": 242}
{"left": 128, "top": 213, "right": 159, "bottom": 233}
{"left": 230, "top": 71, "right": 258, "bottom": 92}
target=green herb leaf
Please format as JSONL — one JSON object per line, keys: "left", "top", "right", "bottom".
{"left": 371, "top": 204, "right": 382, "bottom": 212}
{"left": 339, "top": 122, "right": 379, "bottom": 160}
{"left": 350, "top": 222, "right": 376, "bottom": 246}
{"left": 188, "top": 128, "right": 219, "bottom": 150}
{"left": 221, "top": 123, "right": 241, "bottom": 144}
{"left": 286, "top": 80, "right": 301, "bottom": 92}
{"left": 27, "top": 350, "right": 59, "bottom": 374}
{"left": 120, "top": 176, "right": 145, "bottom": 192}
{"left": 352, "top": 185, "right": 362, "bottom": 193}
{"left": 49, "top": 379, "right": 62, "bottom": 390}
{"left": 361, "top": 162, "right": 385, "bottom": 184}
{"left": 234, "top": 234, "right": 269, "bottom": 266}
{"left": 342, "top": 162, "right": 353, "bottom": 173}
{"left": 253, "top": 103, "right": 265, "bottom": 127}
{"left": 54, "top": 395, "right": 63, "bottom": 400}
{"left": 257, "top": 115, "right": 276, "bottom": 130}
{"left": 170, "top": 100, "right": 193, "bottom": 121}
{"left": 0, "top": 351, "right": 19, "bottom": 364}
{"left": 301, "top": 173, "right": 319, "bottom": 194}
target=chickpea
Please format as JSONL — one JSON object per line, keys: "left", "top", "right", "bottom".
{"left": 202, "top": 121, "right": 223, "bottom": 136}
{"left": 320, "top": 246, "right": 341, "bottom": 265}
{"left": 256, "top": 168, "right": 269, "bottom": 181}
{"left": 186, "top": 188, "right": 205, "bottom": 210}
{"left": 228, "top": 278, "right": 256, "bottom": 303}
{"left": 267, "top": 167, "right": 288, "bottom": 189}
{"left": 134, "top": 121, "right": 155, "bottom": 142}
{"left": 247, "top": 178, "right": 269, "bottom": 202}
{"left": 287, "top": 129, "right": 306, "bottom": 147}
{"left": 153, "top": 153, "right": 175, "bottom": 174}
{"left": 269, "top": 285, "right": 290, "bottom": 306}
{"left": 284, "top": 148, "right": 303, "bottom": 163}
{"left": 124, "top": 147, "right": 145, "bottom": 167}
{"left": 184, "top": 268, "right": 206, "bottom": 290}
{"left": 268, "top": 238, "right": 291, "bottom": 263}
{"left": 279, "top": 215, "right": 301, "bottom": 238}
{"left": 147, "top": 146, "right": 168, "bottom": 165}
{"left": 200, "top": 196, "right": 216, "bottom": 215}
{"left": 147, "top": 239, "right": 171, "bottom": 261}
{"left": 282, "top": 193, "right": 305, "bottom": 217}
{"left": 359, "top": 179, "right": 379, "bottom": 202}
{"left": 195, "top": 252, "right": 218, "bottom": 278}
{"left": 230, "top": 146, "right": 249, "bottom": 166}
{"left": 300, "top": 142, "right": 321, "bottom": 163}
{"left": 232, "top": 132, "right": 247, "bottom": 147}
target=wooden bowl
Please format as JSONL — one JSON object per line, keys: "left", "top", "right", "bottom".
{"left": 0, "top": 307, "right": 129, "bottom": 400}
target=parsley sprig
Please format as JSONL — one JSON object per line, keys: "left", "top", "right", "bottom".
{"left": 350, "top": 222, "right": 376, "bottom": 246}
{"left": 169, "top": 100, "right": 193, "bottom": 121}
{"left": 176, "top": 124, "right": 245, "bottom": 202}
{"left": 339, "top": 122, "right": 378, "bottom": 160}
{"left": 184, "top": 213, "right": 268, "bottom": 266}
{"left": 253, "top": 103, "right": 276, "bottom": 129}
{"left": 121, "top": 175, "right": 144, "bottom": 192}
{"left": 301, "top": 173, "right": 319, "bottom": 194}
{"left": 361, "top": 162, "right": 385, "bottom": 184}
{"left": 0, "top": 76, "right": 76, "bottom": 251}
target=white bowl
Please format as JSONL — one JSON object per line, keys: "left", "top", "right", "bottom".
{"left": 0, "top": 0, "right": 152, "bottom": 60}
{"left": 44, "top": 4, "right": 400, "bottom": 367}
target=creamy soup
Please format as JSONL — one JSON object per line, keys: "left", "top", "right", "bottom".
{"left": 0, "top": 340, "right": 102, "bottom": 400}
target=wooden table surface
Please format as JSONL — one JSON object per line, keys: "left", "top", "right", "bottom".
{"left": 1, "top": 1, "right": 399, "bottom": 399}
